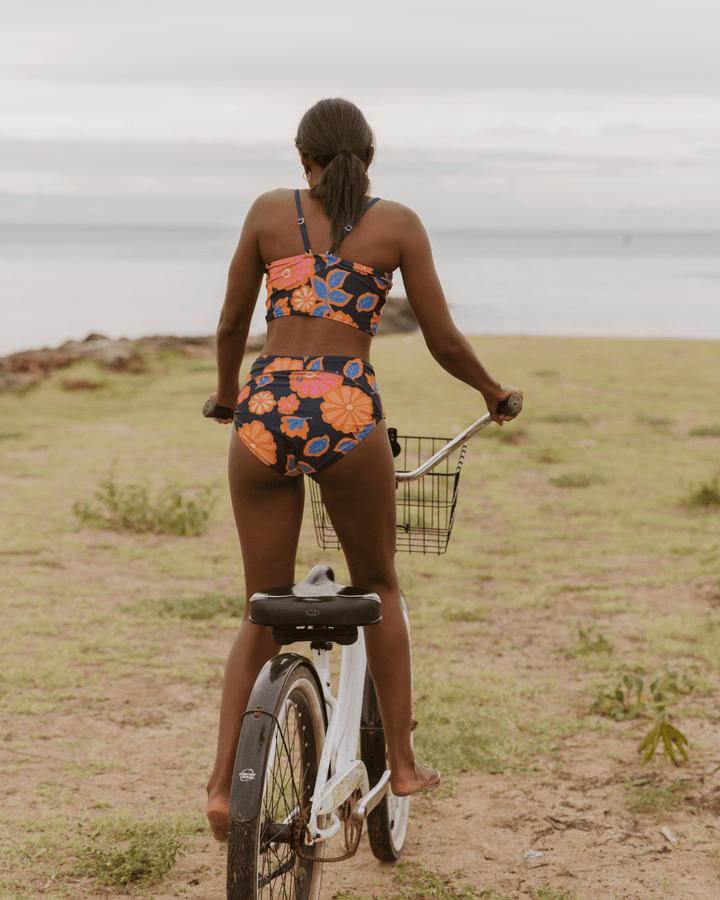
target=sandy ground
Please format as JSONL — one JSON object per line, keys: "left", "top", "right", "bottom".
{"left": 3, "top": 571, "right": 719, "bottom": 899}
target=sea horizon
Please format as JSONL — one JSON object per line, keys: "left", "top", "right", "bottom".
{"left": 2, "top": 223, "right": 719, "bottom": 357}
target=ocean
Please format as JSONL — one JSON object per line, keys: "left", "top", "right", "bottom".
{"left": 2, "top": 225, "right": 718, "bottom": 357}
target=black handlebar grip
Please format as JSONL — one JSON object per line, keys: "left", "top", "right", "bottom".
{"left": 202, "top": 398, "right": 235, "bottom": 419}
{"left": 497, "top": 393, "right": 522, "bottom": 417}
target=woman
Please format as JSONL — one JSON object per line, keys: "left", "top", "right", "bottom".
{"left": 205, "top": 98, "right": 521, "bottom": 841}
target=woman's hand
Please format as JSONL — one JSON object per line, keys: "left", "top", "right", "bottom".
{"left": 207, "top": 391, "right": 235, "bottom": 424}
{"left": 485, "top": 385, "right": 523, "bottom": 426}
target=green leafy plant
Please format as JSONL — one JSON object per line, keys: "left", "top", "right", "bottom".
{"left": 76, "top": 820, "right": 188, "bottom": 888}
{"left": 591, "top": 667, "right": 695, "bottom": 765}
{"left": 73, "top": 475, "right": 216, "bottom": 535}
{"left": 573, "top": 622, "right": 614, "bottom": 655}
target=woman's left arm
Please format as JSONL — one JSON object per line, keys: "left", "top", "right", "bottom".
{"left": 212, "top": 202, "right": 266, "bottom": 420}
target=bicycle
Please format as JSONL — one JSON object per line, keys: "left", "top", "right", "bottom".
{"left": 203, "top": 395, "right": 521, "bottom": 900}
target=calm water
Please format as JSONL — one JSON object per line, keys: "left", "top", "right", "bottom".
{"left": 2, "top": 225, "right": 718, "bottom": 355}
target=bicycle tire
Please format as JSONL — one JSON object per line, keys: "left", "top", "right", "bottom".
{"left": 227, "top": 654, "right": 326, "bottom": 900}
{"left": 360, "top": 593, "right": 411, "bottom": 860}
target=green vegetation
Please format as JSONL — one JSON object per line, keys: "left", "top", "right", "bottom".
{"left": 572, "top": 622, "right": 615, "bottom": 656}
{"left": 623, "top": 774, "right": 696, "bottom": 814}
{"left": 685, "top": 476, "right": 720, "bottom": 509}
{"left": 689, "top": 424, "right": 720, "bottom": 437}
{"left": 73, "top": 474, "right": 216, "bottom": 535}
{"left": 591, "top": 667, "right": 696, "bottom": 764}
{"left": 76, "top": 817, "right": 189, "bottom": 888}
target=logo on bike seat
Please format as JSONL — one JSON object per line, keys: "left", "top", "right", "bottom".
{"left": 239, "top": 768, "right": 256, "bottom": 782}
{"left": 305, "top": 608, "right": 320, "bottom": 616}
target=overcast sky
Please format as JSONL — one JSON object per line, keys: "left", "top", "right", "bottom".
{"left": 2, "top": 0, "right": 719, "bottom": 228}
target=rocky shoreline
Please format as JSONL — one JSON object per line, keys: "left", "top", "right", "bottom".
{"left": 1, "top": 297, "right": 418, "bottom": 393}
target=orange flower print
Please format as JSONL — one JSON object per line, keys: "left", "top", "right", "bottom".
{"left": 247, "top": 391, "right": 275, "bottom": 414}
{"left": 266, "top": 255, "right": 314, "bottom": 291}
{"left": 262, "top": 357, "right": 304, "bottom": 374}
{"left": 353, "top": 262, "right": 373, "bottom": 275}
{"left": 285, "top": 455, "right": 302, "bottom": 477}
{"left": 291, "top": 284, "right": 319, "bottom": 313}
{"left": 237, "top": 421, "right": 277, "bottom": 466}
{"left": 277, "top": 394, "right": 300, "bottom": 414}
{"left": 290, "top": 370, "right": 342, "bottom": 399}
{"left": 328, "top": 310, "right": 356, "bottom": 327}
{"left": 321, "top": 386, "right": 374, "bottom": 433}
{"left": 237, "top": 384, "right": 251, "bottom": 404}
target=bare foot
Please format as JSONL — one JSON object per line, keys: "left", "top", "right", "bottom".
{"left": 391, "top": 761, "right": 441, "bottom": 797}
{"left": 206, "top": 793, "right": 230, "bottom": 842}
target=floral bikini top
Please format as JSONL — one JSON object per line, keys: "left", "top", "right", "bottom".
{"left": 264, "top": 190, "right": 393, "bottom": 336}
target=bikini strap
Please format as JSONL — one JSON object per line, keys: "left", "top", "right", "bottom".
{"left": 327, "top": 197, "right": 381, "bottom": 255}
{"left": 294, "top": 189, "right": 311, "bottom": 254}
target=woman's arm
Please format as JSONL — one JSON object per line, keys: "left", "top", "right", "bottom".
{"left": 397, "top": 207, "right": 522, "bottom": 424}
{"left": 211, "top": 201, "right": 266, "bottom": 421}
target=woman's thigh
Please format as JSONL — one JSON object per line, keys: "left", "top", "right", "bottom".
{"left": 313, "top": 422, "right": 398, "bottom": 590}
{"left": 228, "top": 429, "right": 306, "bottom": 599}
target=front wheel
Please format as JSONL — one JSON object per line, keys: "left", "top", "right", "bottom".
{"left": 227, "top": 654, "right": 326, "bottom": 900}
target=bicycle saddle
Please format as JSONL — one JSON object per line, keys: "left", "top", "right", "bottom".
{"left": 249, "top": 564, "right": 382, "bottom": 646}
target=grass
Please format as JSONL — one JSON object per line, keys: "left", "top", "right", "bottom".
{"left": 1, "top": 336, "right": 720, "bottom": 896}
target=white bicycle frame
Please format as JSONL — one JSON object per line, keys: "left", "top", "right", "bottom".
{"left": 278, "top": 412, "right": 498, "bottom": 845}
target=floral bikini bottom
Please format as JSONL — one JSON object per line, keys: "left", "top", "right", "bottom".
{"left": 234, "top": 355, "right": 385, "bottom": 477}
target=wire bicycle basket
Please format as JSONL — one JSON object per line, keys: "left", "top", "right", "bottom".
{"left": 309, "top": 429, "right": 467, "bottom": 555}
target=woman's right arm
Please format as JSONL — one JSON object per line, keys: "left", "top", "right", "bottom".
{"left": 397, "top": 207, "right": 522, "bottom": 424}
{"left": 212, "top": 201, "right": 266, "bottom": 419}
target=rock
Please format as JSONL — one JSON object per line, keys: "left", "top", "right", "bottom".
{"left": 0, "top": 296, "right": 418, "bottom": 392}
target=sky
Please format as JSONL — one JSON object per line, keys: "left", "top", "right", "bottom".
{"left": 2, "top": 0, "right": 719, "bottom": 229}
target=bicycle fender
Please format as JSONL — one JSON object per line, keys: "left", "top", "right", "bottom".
{"left": 229, "top": 653, "right": 325, "bottom": 823}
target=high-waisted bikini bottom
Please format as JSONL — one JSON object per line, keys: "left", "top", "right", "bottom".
{"left": 233, "top": 354, "right": 385, "bottom": 477}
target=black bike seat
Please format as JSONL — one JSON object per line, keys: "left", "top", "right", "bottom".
{"left": 249, "top": 565, "right": 382, "bottom": 645}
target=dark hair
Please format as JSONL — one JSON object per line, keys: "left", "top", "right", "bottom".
{"left": 295, "top": 98, "right": 375, "bottom": 249}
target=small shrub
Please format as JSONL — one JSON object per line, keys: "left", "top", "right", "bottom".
{"left": 591, "top": 667, "right": 695, "bottom": 765}
{"left": 689, "top": 424, "right": 720, "bottom": 437}
{"left": 573, "top": 622, "right": 614, "bottom": 655}
{"left": 685, "top": 477, "right": 720, "bottom": 509}
{"left": 77, "top": 821, "right": 188, "bottom": 888}
{"left": 550, "top": 472, "right": 605, "bottom": 488}
{"left": 73, "top": 476, "right": 216, "bottom": 535}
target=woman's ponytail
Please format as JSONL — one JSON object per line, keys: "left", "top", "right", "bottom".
{"left": 295, "top": 99, "right": 375, "bottom": 250}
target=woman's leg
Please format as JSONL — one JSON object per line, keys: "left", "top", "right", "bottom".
{"left": 206, "top": 429, "right": 306, "bottom": 840}
{"left": 314, "top": 422, "right": 440, "bottom": 796}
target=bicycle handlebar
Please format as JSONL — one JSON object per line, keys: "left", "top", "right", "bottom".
{"left": 395, "top": 393, "right": 522, "bottom": 483}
